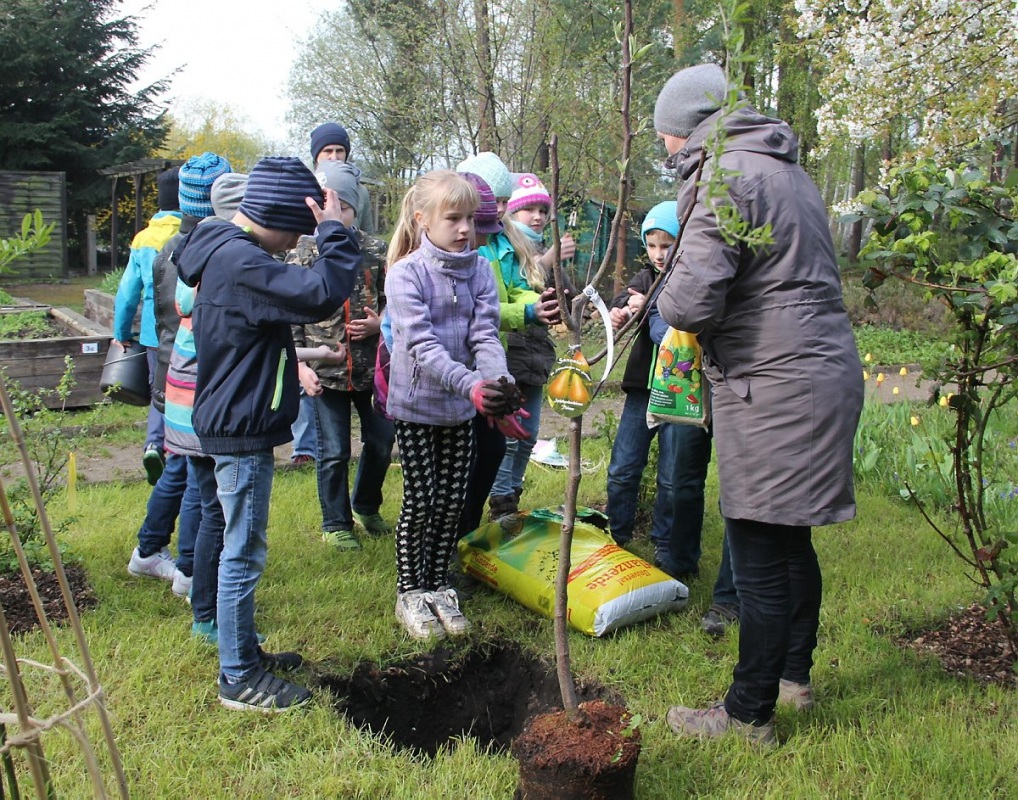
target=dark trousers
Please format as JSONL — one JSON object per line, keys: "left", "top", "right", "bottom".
{"left": 312, "top": 387, "right": 395, "bottom": 531}
{"left": 394, "top": 420, "right": 474, "bottom": 592}
{"left": 189, "top": 455, "right": 225, "bottom": 624}
{"left": 723, "top": 517, "right": 822, "bottom": 725}
{"left": 457, "top": 413, "right": 507, "bottom": 535}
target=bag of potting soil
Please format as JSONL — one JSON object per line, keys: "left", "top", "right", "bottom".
{"left": 458, "top": 507, "right": 688, "bottom": 637}
{"left": 646, "top": 327, "right": 710, "bottom": 428}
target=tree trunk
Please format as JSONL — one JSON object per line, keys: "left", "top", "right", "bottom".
{"left": 847, "top": 145, "right": 865, "bottom": 264}
{"left": 474, "top": 0, "right": 498, "bottom": 152}
{"left": 672, "top": 0, "right": 685, "bottom": 58}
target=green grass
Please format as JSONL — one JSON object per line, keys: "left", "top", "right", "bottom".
{"left": 5, "top": 424, "right": 1017, "bottom": 798}
{"left": 0, "top": 274, "right": 108, "bottom": 315}
{"left": 853, "top": 324, "right": 953, "bottom": 367}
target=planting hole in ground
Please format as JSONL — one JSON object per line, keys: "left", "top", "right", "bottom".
{"left": 318, "top": 640, "right": 621, "bottom": 756}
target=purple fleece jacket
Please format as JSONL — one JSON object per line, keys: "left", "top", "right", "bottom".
{"left": 385, "top": 234, "right": 510, "bottom": 426}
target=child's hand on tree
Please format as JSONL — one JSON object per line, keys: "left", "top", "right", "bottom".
{"left": 530, "top": 287, "right": 561, "bottom": 326}
{"left": 626, "top": 289, "right": 646, "bottom": 316}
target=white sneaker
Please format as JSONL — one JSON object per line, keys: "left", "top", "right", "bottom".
{"left": 127, "top": 547, "right": 176, "bottom": 581}
{"left": 395, "top": 590, "right": 445, "bottom": 639}
{"left": 427, "top": 588, "right": 471, "bottom": 636}
{"left": 172, "top": 569, "right": 193, "bottom": 597}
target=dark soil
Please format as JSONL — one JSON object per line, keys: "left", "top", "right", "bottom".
{"left": 317, "top": 640, "right": 621, "bottom": 757}
{"left": 0, "top": 565, "right": 97, "bottom": 635}
{"left": 897, "top": 604, "right": 1017, "bottom": 689}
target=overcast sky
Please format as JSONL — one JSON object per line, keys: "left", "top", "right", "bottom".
{"left": 120, "top": 0, "right": 335, "bottom": 149}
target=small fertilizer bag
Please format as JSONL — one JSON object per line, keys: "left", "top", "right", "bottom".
{"left": 646, "top": 327, "right": 710, "bottom": 428}
{"left": 458, "top": 507, "right": 688, "bottom": 637}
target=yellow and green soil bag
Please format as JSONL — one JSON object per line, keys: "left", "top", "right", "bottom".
{"left": 458, "top": 507, "right": 688, "bottom": 637}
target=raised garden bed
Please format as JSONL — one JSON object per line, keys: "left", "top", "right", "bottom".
{"left": 83, "top": 288, "right": 140, "bottom": 333}
{"left": 0, "top": 301, "right": 113, "bottom": 408}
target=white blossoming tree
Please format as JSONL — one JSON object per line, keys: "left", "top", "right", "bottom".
{"left": 795, "top": 0, "right": 1017, "bottom": 260}
{"left": 796, "top": 0, "right": 1018, "bottom": 160}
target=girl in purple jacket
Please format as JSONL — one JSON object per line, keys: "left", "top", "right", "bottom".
{"left": 385, "top": 169, "right": 526, "bottom": 640}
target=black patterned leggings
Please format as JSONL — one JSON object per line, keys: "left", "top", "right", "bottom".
{"left": 393, "top": 420, "right": 475, "bottom": 593}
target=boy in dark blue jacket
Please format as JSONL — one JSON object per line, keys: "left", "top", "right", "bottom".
{"left": 175, "top": 156, "right": 360, "bottom": 712}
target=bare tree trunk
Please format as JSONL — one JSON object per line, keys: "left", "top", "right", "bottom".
{"left": 847, "top": 145, "right": 865, "bottom": 264}
{"left": 474, "top": 0, "right": 498, "bottom": 152}
{"left": 672, "top": 0, "right": 685, "bottom": 58}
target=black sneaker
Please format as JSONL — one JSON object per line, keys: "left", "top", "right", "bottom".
{"left": 258, "top": 647, "right": 303, "bottom": 672}
{"left": 219, "top": 668, "right": 311, "bottom": 712}
{"left": 700, "top": 603, "right": 740, "bottom": 637}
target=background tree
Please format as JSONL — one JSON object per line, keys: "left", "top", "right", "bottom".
{"left": 795, "top": 0, "right": 1018, "bottom": 259}
{"left": 0, "top": 0, "right": 169, "bottom": 271}
{"left": 163, "top": 100, "right": 273, "bottom": 173}
{"left": 287, "top": 0, "right": 679, "bottom": 223}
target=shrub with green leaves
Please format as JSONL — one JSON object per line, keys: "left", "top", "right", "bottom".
{"left": 851, "top": 158, "right": 1018, "bottom": 648}
{"left": 0, "top": 358, "right": 88, "bottom": 574}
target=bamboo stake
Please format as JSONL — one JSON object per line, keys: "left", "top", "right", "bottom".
{"left": 0, "top": 379, "right": 129, "bottom": 799}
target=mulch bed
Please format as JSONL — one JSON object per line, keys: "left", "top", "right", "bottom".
{"left": 897, "top": 603, "right": 1017, "bottom": 689}
{"left": 0, "top": 566, "right": 96, "bottom": 635}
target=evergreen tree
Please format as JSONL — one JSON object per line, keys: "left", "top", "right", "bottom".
{"left": 0, "top": 0, "right": 169, "bottom": 269}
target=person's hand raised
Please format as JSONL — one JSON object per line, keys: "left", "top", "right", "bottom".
{"left": 306, "top": 188, "right": 345, "bottom": 225}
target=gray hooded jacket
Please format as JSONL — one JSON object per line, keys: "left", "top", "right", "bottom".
{"left": 656, "top": 106, "right": 863, "bottom": 527}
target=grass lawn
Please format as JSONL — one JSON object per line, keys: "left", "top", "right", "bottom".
{"left": 7, "top": 429, "right": 1017, "bottom": 799}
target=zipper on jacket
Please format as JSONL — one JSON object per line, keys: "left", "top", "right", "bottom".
{"left": 271, "top": 348, "right": 287, "bottom": 410}
{"left": 452, "top": 279, "right": 457, "bottom": 306}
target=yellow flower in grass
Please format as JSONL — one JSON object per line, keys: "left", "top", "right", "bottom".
{"left": 892, "top": 386, "right": 900, "bottom": 395}
{"left": 876, "top": 372, "right": 886, "bottom": 384}
{"left": 863, "top": 370, "right": 870, "bottom": 381}
{"left": 899, "top": 367, "right": 908, "bottom": 376}
{"left": 911, "top": 415, "right": 920, "bottom": 426}
{"left": 939, "top": 396, "right": 949, "bottom": 407}
{"left": 864, "top": 353, "right": 873, "bottom": 363}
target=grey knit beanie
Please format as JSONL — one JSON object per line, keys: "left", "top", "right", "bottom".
{"left": 313, "top": 161, "right": 362, "bottom": 218}
{"left": 211, "top": 173, "right": 249, "bottom": 221}
{"left": 654, "top": 64, "right": 730, "bottom": 138}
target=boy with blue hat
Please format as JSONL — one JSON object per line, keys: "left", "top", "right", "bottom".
{"left": 175, "top": 155, "right": 361, "bottom": 712}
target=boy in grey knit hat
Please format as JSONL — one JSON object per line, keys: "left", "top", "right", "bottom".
{"left": 287, "top": 159, "right": 395, "bottom": 549}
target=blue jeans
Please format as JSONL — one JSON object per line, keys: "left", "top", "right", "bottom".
{"left": 189, "top": 456, "right": 224, "bottom": 624}
{"left": 136, "top": 453, "right": 197, "bottom": 571}
{"left": 145, "top": 347, "right": 164, "bottom": 448}
{"left": 723, "top": 517, "right": 822, "bottom": 725}
{"left": 313, "top": 387, "right": 394, "bottom": 531}
{"left": 291, "top": 391, "right": 318, "bottom": 458}
{"left": 176, "top": 460, "right": 200, "bottom": 576}
{"left": 606, "top": 390, "right": 678, "bottom": 549}
{"left": 213, "top": 450, "right": 274, "bottom": 682}
{"left": 489, "top": 383, "right": 543, "bottom": 498}
{"left": 663, "top": 422, "right": 712, "bottom": 576}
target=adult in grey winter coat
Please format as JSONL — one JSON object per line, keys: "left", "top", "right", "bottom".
{"left": 653, "top": 64, "right": 863, "bottom": 745}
